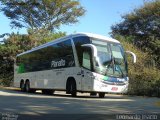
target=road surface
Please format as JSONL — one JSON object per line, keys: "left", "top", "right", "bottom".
{"left": 0, "top": 88, "right": 159, "bottom": 120}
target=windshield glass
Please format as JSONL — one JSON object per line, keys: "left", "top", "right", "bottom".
{"left": 92, "top": 39, "right": 127, "bottom": 78}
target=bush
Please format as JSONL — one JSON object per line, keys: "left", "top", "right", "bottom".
{"left": 114, "top": 35, "right": 160, "bottom": 97}
{"left": 0, "top": 72, "right": 13, "bottom": 87}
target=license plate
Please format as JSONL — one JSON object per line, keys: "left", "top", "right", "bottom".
{"left": 111, "top": 87, "right": 118, "bottom": 91}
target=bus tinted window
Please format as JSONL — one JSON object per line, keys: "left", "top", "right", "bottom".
{"left": 17, "top": 39, "right": 75, "bottom": 73}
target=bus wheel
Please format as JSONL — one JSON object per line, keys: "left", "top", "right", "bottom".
{"left": 66, "top": 80, "right": 71, "bottom": 94}
{"left": 25, "top": 80, "right": 30, "bottom": 92}
{"left": 70, "top": 80, "right": 77, "bottom": 97}
{"left": 20, "top": 80, "right": 25, "bottom": 92}
{"left": 99, "top": 92, "right": 105, "bottom": 98}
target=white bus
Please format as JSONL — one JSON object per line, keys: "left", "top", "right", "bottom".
{"left": 14, "top": 33, "right": 136, "bottom": 98}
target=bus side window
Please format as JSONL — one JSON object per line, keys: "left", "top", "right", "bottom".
{"left": 82, "top": 48, "right": 92, "bottom": 70}
{"left": 73, "top": 36, "right": 91, "bottom": 67}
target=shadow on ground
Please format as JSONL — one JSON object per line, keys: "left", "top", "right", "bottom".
{"left": 0, "top": 88, "right": 159, "bottom": 120}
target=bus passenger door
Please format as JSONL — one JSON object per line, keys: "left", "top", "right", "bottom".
{"left": 81, "top": 48, "right": 94, "bottom": 91}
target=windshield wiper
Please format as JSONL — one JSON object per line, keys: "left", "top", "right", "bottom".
{"left": 103, "top": 55, "right": 113, "bottom": 76}
{"left": 115, "top": 63, "right": 124, "bottom": 78}
{"left": 104, "top": 55, "right": 124, "bottom": 78}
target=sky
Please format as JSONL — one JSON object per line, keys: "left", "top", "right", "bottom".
{"left": 0, "top": 0, "right": 145, "bottom": 38}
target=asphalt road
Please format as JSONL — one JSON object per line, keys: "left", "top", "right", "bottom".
{"left": 0, "top": 88, "right": 160, "bottom": 120}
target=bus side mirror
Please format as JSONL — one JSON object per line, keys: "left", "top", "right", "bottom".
{"left": 81, "top": 44, "right": 97, "bottom": 57}
{"left": 81, "top": 44, "right": 100, "bottom": 63}
{"left": 126, "top": 51, "right": 136, "bottom": 63}
{"left": 81, "top": 44, "right": 103, "bottom": 70}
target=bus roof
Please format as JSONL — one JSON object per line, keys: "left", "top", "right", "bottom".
{"left": 17, "top": 33, "right": 120, "bottom": 57}
{"left": 76, "top": 32, "right": 120, "bottom": 43}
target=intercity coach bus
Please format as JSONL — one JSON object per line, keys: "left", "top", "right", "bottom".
{"left": 14, "top": 33, "right": 136, "bottom": 98}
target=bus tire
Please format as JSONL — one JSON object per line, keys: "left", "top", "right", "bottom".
{"left": 20, "top": 80, "right": 25, "bottom": 92}
{"left": 99, "top": 92, "right": 105, "bottom": 98}
{"left": 70, "top": 80, "right": 77, "bottom": 97}
{"left": 66, "top": 80, "right": 71, "bottom": 94}
{"left": 25, "top": 80, "right": 30, "bottom": 92}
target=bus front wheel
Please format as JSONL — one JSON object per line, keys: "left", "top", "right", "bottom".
{"left": 70, "top": 80, "right": 77, "bottom": 97}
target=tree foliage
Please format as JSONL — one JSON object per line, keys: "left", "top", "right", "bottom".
{"left": 111, "top": 0, "right": 160, "bottom": 67}
{"left": 0, "top": 0, "right": 85, "bottom": 31}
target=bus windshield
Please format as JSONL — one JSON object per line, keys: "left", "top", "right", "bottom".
{"left": 92, "top": 39, "right": 127, "bottom": 78}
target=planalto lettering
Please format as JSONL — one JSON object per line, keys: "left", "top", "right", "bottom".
{"left": 51, "top": 59, "right": 65, "bottom": 68}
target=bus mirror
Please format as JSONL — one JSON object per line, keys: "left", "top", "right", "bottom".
{"left": 81, "top": 44, "right": 103, "bottom": 69}
{"left": 81, "top": 44, "right": 98, "bottom": 57}
{"left": 126, "top": 51, "right": 136, "bottom": 63}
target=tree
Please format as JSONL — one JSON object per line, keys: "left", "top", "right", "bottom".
{"left": 0, "top": 0, "right": 85, "bottom": 31}
{"left": 27, "top": 28, "right": 66, "bottom": 45}
{"left": 110, "top": 0, "right": 160, "bottom": 67}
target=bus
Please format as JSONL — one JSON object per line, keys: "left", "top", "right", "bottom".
{"left": 14, "top": 33, "right": 136, "bottom": 98}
